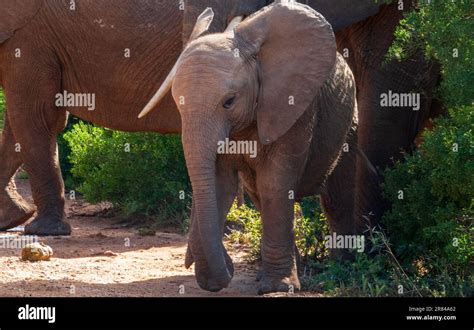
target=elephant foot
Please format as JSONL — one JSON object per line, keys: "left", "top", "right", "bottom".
{"left": 257, "top": 273, "right": 301, "bottom": 295}
{"left": 256, "top": 256, "right": 300, "bottom": 281}
{"left": 197, "top": 271, "right": 233, "bottom": 292}
{"left": 25, "top": 215, "right": 71, "bottom": 236}
{"left": 194, "top": 249, "right": 235, "bottom": 292}
{"left": 186, "top": 245, "right": 235, "bottom": 276}
{"left": 0, "top": 196, "right": 35, "bottom": 231}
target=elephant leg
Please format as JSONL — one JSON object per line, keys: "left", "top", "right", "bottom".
{"left": 238, "top": 173, "right": 269, "bottom": 282}
{"left": 5, "top": 73, "right": 70, "bottom": 236}
{"left": 320, "top": 128, "right": 359, "bottom": 259}
{"left": 256, "top": 181, "right": 299, "bottom": 294}
{"left": 17, "top": 133, "right": 69, "bottom": 236}
{"left": 0, "top": 117, "right": 35, "bottom": 230}
{"left": 187, "top": 157, "right": 238, "bottom": 288}
{"left": 16, "top": 123, "right": 69, "bottom": 236}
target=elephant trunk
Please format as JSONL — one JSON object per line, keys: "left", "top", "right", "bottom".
{"left": 182, "top": 117, "right": 232, "bottom": 292}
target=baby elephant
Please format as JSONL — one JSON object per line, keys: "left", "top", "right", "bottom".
{"left": 143, "top": 2, "right": 358, "bottom": 294}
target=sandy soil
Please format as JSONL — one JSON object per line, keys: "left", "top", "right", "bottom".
{"left": 0, "top": 179, "right": 321, "bottom": 297}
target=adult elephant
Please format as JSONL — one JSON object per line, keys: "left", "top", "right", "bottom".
{"left": 0, "top": 0, "right": 263, "bottom": 235}
{"left": 146, "top": 0, "right": 442, "bottom": 232}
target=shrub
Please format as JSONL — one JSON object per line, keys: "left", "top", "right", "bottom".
{"left": 304, "top": 225, "right": 473, "bottom": 297}
{"left": 64, "top": 122, "right": 191, "bottom": 227}
{"left": 387, "top": 0, "right": 473, "bottom": 108}
{"left": 382, "top": 107, "right": 473, "bottom": 287}
{"left": 376, "top": 0, "right": 474, "bottom": 297}
{"left": 298, "top": 196, "right": 329, "bottom": 260}
{"left": 303, "top": 253, "right": 398, "bottom": 297}
{"left": 226, "top": 197, "right": 328, "bottom": 262}
{"left": 58, "top": 116, "right": 83, "bottom": 189}
{"left": 226, "top": 201, "right": 262, "bottom": 261}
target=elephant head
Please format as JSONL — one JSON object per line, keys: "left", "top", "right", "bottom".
{"left": 142, "top": 1, "right": 336, "bottom": 291}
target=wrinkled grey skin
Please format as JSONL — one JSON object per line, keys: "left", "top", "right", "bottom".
{"left": 182, "top": 0, "right": 442, "bottom": 231}
{"left": 172, "top": 3, "right": 359, "bottom": 293}
{"left": 173, "top": 0, "right": 442, "bottom": 293}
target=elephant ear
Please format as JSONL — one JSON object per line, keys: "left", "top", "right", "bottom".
{"left": 235, "top": 2, "right": 336, "bottom": 144}
{"left": 0, "top": 0, "right": 44, "bottom": 44}
{"left": 188, "top": 7, "right": 215, "bottom": 42}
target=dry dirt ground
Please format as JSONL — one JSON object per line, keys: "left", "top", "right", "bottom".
{"left": 0, "top": 179, "right": 321, "bottom": 297}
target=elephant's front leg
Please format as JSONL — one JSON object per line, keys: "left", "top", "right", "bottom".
{"left": 256, "top": 179, "right": 299, "bottom": 294}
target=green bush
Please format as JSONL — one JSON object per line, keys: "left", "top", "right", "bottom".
{"left": 298, "top": 196, "right": 329, "bottom": 260}
{"left": 303, "top": 224, "right": 473, "bottom": 297}
{"left": 387, "top": 0, "right": 473, "bottom": 108}
{"left": 382, "top": 107, "right": 473, "bottom": 286}
{"left": 58, "top": 116, "right": 83, "bottom": 189}
{"left": 304, "top": 253, "right": 398, "bottom": 297}
{"left": 226, "top": 201, "right": 262, "bottom": 260}
{"left": 226, "top": 197, "right": 328, "bottom": 262}
{"left": 64, "top": 122, "right": 191, "bottom": 227}
{"left": 373, "top": 0, "right": 474, "bottom": 297}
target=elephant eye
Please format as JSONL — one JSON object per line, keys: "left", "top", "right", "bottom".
{"left": 222, "top": 96, "right": 236, "bottom": 109}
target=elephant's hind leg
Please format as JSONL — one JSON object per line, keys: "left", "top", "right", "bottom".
{"left": 5, "top": 64, "right": 70, "bottom": 236}
{"left": 0, "top": 117, "right": 35, "bottom": 230}
{"left": 21, "top": 138, "right": 70, "bottom": 236}
{"left": 320, "top": 127, "right": 359, "bottom": 259}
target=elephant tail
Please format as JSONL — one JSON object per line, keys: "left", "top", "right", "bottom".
{"left": 356, "top": 147, "right": 380, "bottom": 178}
{"left": 354, "top": 147, "right": 386, "bottom": 232}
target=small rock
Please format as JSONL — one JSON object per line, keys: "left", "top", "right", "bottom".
{"left": 21, "top": 242, "right": 53, "bottom": 262}
{"left": 103, "top": 250, "right": 118, "bottom": 257}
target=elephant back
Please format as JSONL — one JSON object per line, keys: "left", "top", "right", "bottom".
{"left": 0, "top": 0, "right": 44, "bottom": 44}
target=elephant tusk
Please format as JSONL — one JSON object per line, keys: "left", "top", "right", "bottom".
{"left": 224, "top": 16, "right": 244, "bottom": 33}
{"left": 138, "top": 8, "right": 216, "bottom": 119}
{"left": 138, "top": 11, "right": 243, "bottom": 119}
{"left": 138, "top": 60, "right": 179, "bottom": 119}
